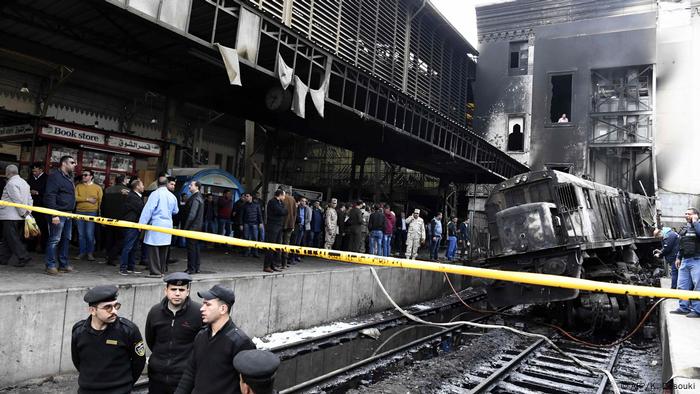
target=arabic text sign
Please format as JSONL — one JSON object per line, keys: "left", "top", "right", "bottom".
{"left": 41, "top": 124, "right": 105, "bottom": 144}
{"left": 0, "top": 124, "right": 34, "bottom": 137}
{"left": 107, "top": 135, "right": 161, "bottom": 156}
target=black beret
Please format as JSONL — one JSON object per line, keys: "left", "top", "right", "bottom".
{"left": 164, "top": 272, "right": 193, "bottom": 286}
{"left": 233, "top": 350, "right": 280, "bottom": 384}
{"left": 84, "top": 285, "right": 118, "bottom": 305}
{"left": 198, "top": 285, "right": 235, "bottom": 306}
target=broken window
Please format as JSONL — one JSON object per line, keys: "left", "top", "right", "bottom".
{"left": 549, "top": 74, "right": 573, "bottom": 123}
{"left": 546, "top": 163, "right": 573, "bottom": 173}
{"left": 507, "top": 115, "right": 525, "bottom": 152}
{"left": 508, "top": 41, "right": 528, "bottom": 76}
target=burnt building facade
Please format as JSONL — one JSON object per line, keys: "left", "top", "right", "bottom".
{"left": 474, "top": 0, "right": 700, "bottom": 225}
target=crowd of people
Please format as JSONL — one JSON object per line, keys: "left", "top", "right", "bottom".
{"left": 0, "top": 155, "right": 474, "bottom": 277}
{"left": 255, "top": 192, "right": 472, "bottom": 273}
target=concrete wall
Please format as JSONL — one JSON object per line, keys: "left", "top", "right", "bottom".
{"left": 0, "top": 266, "right": 462, "bottom": 387}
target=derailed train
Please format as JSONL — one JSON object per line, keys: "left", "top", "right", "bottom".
{"left": 483, "top": 170, "right": 662, "bottom": 329}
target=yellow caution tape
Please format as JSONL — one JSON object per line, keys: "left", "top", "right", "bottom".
{"left": 2, "top": 200, "right": 697, "bottom": 300}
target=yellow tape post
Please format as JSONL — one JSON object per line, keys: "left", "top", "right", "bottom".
{"left": 2, "top": 200, "right": 697, "bottom": 300}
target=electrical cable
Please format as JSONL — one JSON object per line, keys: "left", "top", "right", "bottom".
{"left": 370, "top": 325, "right": 446, "bottom": 357}
{"left": 371, "top": 267, "right": 621, "bottom": 394}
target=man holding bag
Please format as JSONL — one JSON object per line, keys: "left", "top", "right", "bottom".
{"left": 0, "top": 164, "right": 33, "bottom": 267}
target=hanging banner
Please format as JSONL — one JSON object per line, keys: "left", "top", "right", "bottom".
{"left": 309, "top": 71, "right": 330, "bottom": 118}
{"left": 216, "top": 43, "right": 242, "bottom": 86}
{"left": 277, "top": 54, "right": 294, "bottom": 89}
{"left": 292, "top": 76, "right": 308, "bottom": 118}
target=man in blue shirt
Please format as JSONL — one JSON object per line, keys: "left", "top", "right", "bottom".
{"left": 44, "top": 155, "right": 77, "bottom": 275}
{"left": 139, "top": 176, "right": 179, "bottom": 277}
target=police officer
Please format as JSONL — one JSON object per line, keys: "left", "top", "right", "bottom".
{"left": 145, "top": 273, "right": 203, "bottom": 394}
{"left": 71, "top": 285, "right": 146, "bottom": 393}
{"left": 671, "top": 207, "right": 700, "bottom": 317}
{"left": 175, "top": 285, "right": 256, "bottom": 394}
{"left": 233, "top": 350, "right": 280, "bottom": 394}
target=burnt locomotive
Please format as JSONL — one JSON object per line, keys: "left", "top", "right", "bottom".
{"left": 484, "top": 170, "right": 661, "bottom": 329}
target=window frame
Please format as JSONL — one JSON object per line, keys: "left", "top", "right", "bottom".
{"left": 546, "top": 71, "right": 575, "bottom": 127}
{"left": 507, "top": 41, "right": 528, "bottom": 76}
{"left": 505, "top": 113, "right": 526, "bottom": 153}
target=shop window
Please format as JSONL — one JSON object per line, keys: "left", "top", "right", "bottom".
{"left": 549, "top": 74, "right": 573, "bottom": 123}
{"left": 506, "top": 116, "right": 525, "bottom": 152}
{"left": 508, "top": 41, "right": 528, "bottom": 76}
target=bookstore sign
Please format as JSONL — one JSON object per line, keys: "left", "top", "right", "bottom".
{"left": 40, "top": 123, "right": 160, "bottom": 156}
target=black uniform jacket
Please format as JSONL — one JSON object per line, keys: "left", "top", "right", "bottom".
{"left": 71, "top": 316, "right": 146, "bottom": 394}
{"left": 145, "top": 297, "right": 203, "bottom": 386}
{"left": 174, "top": 319, "right": 256, "bottom": 394}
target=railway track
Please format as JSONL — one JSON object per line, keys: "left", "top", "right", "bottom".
{"left": 132, "top": 291, "right": 493, "bottom": 393}
{"left": 465, "top": 338, "right": 620, "bottom": 394}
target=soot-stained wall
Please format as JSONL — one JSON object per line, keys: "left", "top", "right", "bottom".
{"left": 529, "top": 12, "right": 657, "bottom": 176}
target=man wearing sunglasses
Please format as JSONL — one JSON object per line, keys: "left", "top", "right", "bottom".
{"left": 44, "top": 155, "right": 77, "bottom": 275}
{"left": 145, "top": 272, "right": 202, "bottom": 394}
{"left": 71, "top": 285, "right": 146, "bottom": 393}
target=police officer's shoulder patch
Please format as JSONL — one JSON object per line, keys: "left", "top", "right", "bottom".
{"left": 134, "top": 340, "right": 145, "bottom": 357}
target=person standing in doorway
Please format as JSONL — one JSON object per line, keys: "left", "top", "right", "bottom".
{"left": 183, "top": 181, "right": 204, "bottom": 274}
{"left": 44, "top": 155, "right": 77, "bottom": 275}
{"left": 139, "top": 176, "right": 179, "bottom": 277}
{"left": 75, "top": 169, "right": 103, "bottom": 261}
